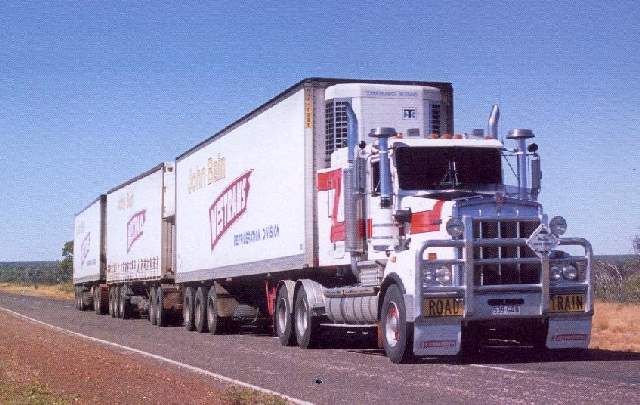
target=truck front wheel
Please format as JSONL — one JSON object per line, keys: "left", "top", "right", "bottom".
{"left": 381, "top": 284, "right": 413, "bottom": 364}
{"left": 275, "top": 285, "right": 296, "bottom": 346}
{"left": 294, "top": 288, "right": 320, "bottom": 349}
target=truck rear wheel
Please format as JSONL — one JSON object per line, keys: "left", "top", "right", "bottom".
{"left": 183, "top": 287, "right": 195, "bottom": 331}
{"left": 275, "top": 285, "right": 296, "bottom": 346}
{"left": 194, "top": 286, "right": 209, "bottom": 333}
{"left": 294, "top": 287, "right": 320, "bottom": 349}
{"left": 74, "top": 287, "right": 80, "bottom": 310}
{"left": 149, "top": 287, "right": 157, "bottom": 325}
{"left": 381, "top": 284, "right": 413, "bottom": 364}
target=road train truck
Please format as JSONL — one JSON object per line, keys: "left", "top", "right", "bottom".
{"left": 73, "top": 78, "right": 593, "bottom": 363}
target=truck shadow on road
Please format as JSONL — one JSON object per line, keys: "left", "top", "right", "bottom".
{"left": 316, "top": 328, "right": 640, "bottom": 365}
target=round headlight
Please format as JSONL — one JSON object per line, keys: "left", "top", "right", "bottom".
{"left": 435, "top": 266, "right": 452, "bottom": 284}
{"left": 550, "top": 265, "right": 562, "bottom": 281}
{"left": 446, "top": 218, "right": 464, "bottom": 238}
{"left": 562, "top": 264, "right": 578, "bottom": 281}
{"left": 549, "top": 216, "right": 567, "bottom": 236}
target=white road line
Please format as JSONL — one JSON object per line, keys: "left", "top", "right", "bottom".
{"left": 470, "top": 364, "right": 528, "bottom": 374}
{"left": 0, "top": 306, "right": 313, "bottom": 405}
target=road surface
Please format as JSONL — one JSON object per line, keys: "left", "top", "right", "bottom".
{"left": 1, "top": 292, "right": 638, "bottom": 404}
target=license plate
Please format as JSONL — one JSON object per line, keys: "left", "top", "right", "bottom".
{"left": 491, "top": 305, "right": 521, "bottom": 316}
{"left": 423, "top": 298, "right": 464, "bottom": 317}
{"left": 549, "top": 294, "right": 585, "bottom": 312}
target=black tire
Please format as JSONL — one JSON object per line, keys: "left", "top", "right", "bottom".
{"left": 94, "top": 286, "right": 104, "bottom": 315}
{"left": 109, "top": 287, "right": 115, "bottom": 318}
{"left": 119, "top": 285, "right": 129, "bottom": 319}
{"left": 156, "top": 286, "right": 167, "bottom": 327}
{"left": 74, "top": 287, "right": 80, "bottom": 310}
{"left": 79, "top": 288, "right": 86, "bottom": 311}
{"left": 275, "top": 285, "right": 296, "bottom": 346}
{"left": 194, "top": 286, "right": 209, "bottom": 333}
{"left": 381, "top": 284, "right": 413, "bottom": 364}
{"left": 183, "top": 286, "right": 195, "bottom": 331}
{"left": 114, "top": 286, "right": 122, "bottom": 319}
{"left": 294, "top": 288, "right": 320, "bottom": 349}
{"left": 149, "top": 287, "right": 158, "bottom": 325}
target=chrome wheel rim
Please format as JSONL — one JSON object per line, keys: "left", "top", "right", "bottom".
{"left": 384, "top": 302, "right": 400, "bottom": 347}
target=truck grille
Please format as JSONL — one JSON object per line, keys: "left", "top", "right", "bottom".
{"left": 472, "top": 219, "right": 540, "bottom": 285}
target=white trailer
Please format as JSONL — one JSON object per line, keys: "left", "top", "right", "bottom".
{"left": 104, "top": 162, "right": 178, "bottom": 324}
{"left": 72, "top": 195, "right": 108, "bottom": 313}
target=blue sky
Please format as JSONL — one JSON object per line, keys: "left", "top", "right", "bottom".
{"left": 0, "top": 0, "right": 638, "bottom": 260}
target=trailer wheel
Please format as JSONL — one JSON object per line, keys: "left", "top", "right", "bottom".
{"left": 114, "top": 286, "right": 122, "bottom": 319}
{"left": 74, "top": 287, "right": 79, "bottom": 310}
{"left": 275, "top": 285, "right": 296, "bottom": 346}
{"left": 183, "top": 287, "right": 195, "bottom": 331}
{"left": 381, "top": 284, "right": 413, "bottom": 364}
{"left": 94, "top": 286, "right": 107, "bottom": 315}
{"left": 119, "top": 285, "right": 129, "bottom": 319}
{"left": 149, "top": 287, "right": 158, "bottom": 325}
{"left": 194, "top": 286, "right": 209, "bottom": 333}
{"left": 109, "top": 287, "right": 115, "bottom": 317}
{"left": 79, "top": 288, "right": 85, "bottom": 310}
{"left": 156, "top": 286, "right": 168, "bottom": 327}
{"left": 294, "top": 287, "right": 320, "bottom": 349}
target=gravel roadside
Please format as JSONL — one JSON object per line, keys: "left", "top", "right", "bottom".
{"left": 0, "top": 311, "right": 286, "bottom": 404}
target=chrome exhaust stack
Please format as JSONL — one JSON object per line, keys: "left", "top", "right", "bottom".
{"left": 507, "top": 129, "right": 535, "bottom": 200}
{"left": 487, "top": 104, "right": 500, "bottom": 139}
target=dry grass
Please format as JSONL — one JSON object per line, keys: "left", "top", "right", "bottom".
{"left": 0, "top": 283, "right": 74, "bottom": 301}
{"left": 591, "top": 301, "right": 640, "bottom": 352}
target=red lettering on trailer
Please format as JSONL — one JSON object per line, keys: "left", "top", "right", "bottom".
{"left": 410, "top": 200, "right": 445, "bottom": 234}
{"left": 209, "top": 170, "right": 253, "bottom": 251}
{"left": 127, "top": 210, "right": 146, "bottom": 253}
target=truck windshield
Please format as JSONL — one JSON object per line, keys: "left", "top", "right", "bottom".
{"left": 395, "top": 147, "right": 502, "bottom": 191}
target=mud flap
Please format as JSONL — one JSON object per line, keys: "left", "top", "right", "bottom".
{"left": 546, "top": 316, "right": 592, "bottom": 349}
{"left": 412, "top": 319, "right": 461, "bottom": 356}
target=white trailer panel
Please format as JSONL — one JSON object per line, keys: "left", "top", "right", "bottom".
{"left": 73, "top": 196, "right": 105, "bottom": 284}
{"left": 176, "top": 89, "right": 307, "bottom": 282}
{"left": 106, "top": 164, "right": 173, "bottom": 283}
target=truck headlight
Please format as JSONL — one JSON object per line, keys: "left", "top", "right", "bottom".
{"left": 446, "top": 218, "right": 464, "bottom": 238}
{"left": 562, "top": 264, "right": 578, "bottom": 281}
{"left": 549, "top": 216, "right": 567, "bottom": 236}
{"left": 423, "top": 266, "right": 453, "bottom": 286}
{"left": 435, "top": 266, "right": 452, "bottom": 285}
{"left": 550, "top": 265, "right": 562, "bottom": 282}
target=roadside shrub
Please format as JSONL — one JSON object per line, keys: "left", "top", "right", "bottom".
{"left": 593, "top": 256, "right": 640, "bottom": 303}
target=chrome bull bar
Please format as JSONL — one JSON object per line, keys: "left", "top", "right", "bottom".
{"left": 414, "top": 216, "right": 594, "bottom": 319}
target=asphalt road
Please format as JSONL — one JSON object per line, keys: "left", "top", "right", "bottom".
{"left": 1, "top": 292, "right": 639, "bottom": 404}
